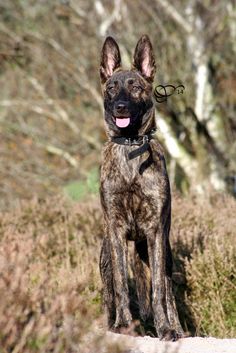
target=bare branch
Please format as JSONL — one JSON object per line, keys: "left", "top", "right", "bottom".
{"left": 25, "top": 32, "right": 103, "bottom": 110}
{"left": 137, "top": 0, "right": 168, "bottom": 39}
{"left": 69, "top": 0, "right": 86, "bottom": 18}
{"left": 1, "top": 119, "right": 79, "bottom": 168}
{"left": 0, "top": 22, "right": 21, "bottom": 42}
{"left": 44, "top": 145, "right": 78, "bottom": 168}
{"left": 96, "top": 0, "right": 122, "bottom": 36}
{"left": 0, "top": 99, "right": 56, "bottom": 107}
{"left": 155, "top": 0, "right": 192, "bottom": 34}
{"left": 28, "top": 76, "right": 79, "bottom": 133}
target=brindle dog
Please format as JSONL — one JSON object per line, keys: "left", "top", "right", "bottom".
{"left": 99, "top": 35, "right": 184, "bottom": 341}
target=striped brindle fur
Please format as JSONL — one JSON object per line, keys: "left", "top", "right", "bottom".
{"left": 99, "top": 35, "right": 184, "bottom": 341}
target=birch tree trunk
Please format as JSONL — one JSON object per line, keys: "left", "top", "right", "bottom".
{"left": 155, "top": 0, "right": 228, "bottom": 192}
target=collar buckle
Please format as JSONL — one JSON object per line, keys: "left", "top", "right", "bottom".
{"left": 143, "top": 135, "right": 149, "bottom": 144}
{"left": 125, "top": 138, "right": 132, "bottom": 146}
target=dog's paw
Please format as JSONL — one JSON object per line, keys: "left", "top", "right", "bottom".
{"left": 176, "top": 330, "right": 190, "bottom": 338}
{"left": 113, "top": 307, "right": 132, "bottom": 330}
{"left": 158, "top": 325, "right": 179, "bottom": 341}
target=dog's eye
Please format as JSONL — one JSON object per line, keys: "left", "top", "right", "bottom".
{"left": 107, "top": 85, "right": 116, "bottom": 94}
{"left": 132, "top": 86, "right": 142, "bottom": 93}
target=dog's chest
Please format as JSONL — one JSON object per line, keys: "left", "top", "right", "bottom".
{"left": 100, "top": 142, "right": 170, "bottom": 240}
{"left": 101, "top": 142, "right": 168, "bottom": 195}
{"left": 101, "top": 144, "right": 144, "bottom": 185}
{"left": 117, "top": 145, "right": 141, "bottom": 181}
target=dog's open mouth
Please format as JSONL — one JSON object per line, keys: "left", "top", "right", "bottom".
{"left": 115, "top": 117, "right": 131, "bottom": 128}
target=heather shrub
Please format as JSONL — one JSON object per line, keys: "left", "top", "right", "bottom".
{"left": 0, "top": 196, "right": 106, "bottom": 353}
{"left": 186, "top": 235, "right": 236, "bottom": 337}
{"left": 0, "top": 193, "right": 235, "bottom": 352}
{"left": 171, "top": 193, "right": 236, "bottom": 337}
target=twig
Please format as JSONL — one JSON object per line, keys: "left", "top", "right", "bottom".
{"left": 44, "top": 145, "right": 78, "bottom": 168}
{"left": 98, "top": 0, "right": 122, "bottom": 36}
{"left": 1, "top": 120, "right": 79, "bottom": 168}
{"left": 0, "top": 22, "right": 21, "bottom": 42}
{"left": 137, "top": 0, "right": 168, "bottom": 39}
{"left": 155, "top": 0, "right": 192, "bottom": 34}
{"left": 28, "top": 76, "right": 79, "bottom": 133}
{"left": 25, "top": 32, "right": 103, "bottom": 110}
{"left": 69, "top": 0, "right": 86, "bottom": 18}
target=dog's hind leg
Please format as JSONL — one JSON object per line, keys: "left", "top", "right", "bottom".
{"left": 100, "top": 237, "right": 116, "bottom": 328}
{"left": 134, "top": 239, "right": 152, "bottom": 321}
{"left": 165, "top": 238, "right": 184, "bottom": 336}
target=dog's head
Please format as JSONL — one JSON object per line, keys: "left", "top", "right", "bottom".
{"left": 100, "top": 35, "right": 156, "bottom": 137}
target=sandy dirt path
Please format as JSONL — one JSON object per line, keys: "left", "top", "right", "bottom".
{"left": 106, "top": 332, "right": 236, "bottom": 353}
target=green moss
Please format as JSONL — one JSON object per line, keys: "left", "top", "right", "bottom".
{"left": 64, "top": 168, "right": 99, "bottom": 201}
{"left": 64, "top": 180, "right": 87, "bottom": 201}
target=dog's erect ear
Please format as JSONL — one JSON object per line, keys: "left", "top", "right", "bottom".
{"left": 133, "top": 35, "right": 156, "bottom": 82}
{"left": 100, "top": 37, "right": 121, "bottom": 84}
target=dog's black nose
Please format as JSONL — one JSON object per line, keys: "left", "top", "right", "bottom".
{"left": 117, "top": 103, "right": 125, "bottom": 111}
{"left": 115, "top": 102, "right": 128, "bottom": 114}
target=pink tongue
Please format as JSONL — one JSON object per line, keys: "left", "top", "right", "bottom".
{"left": 115, "top": 117, "right": 130, "bottom": 128}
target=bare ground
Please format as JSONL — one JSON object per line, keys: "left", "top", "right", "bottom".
{"left": 105, "top": 332, "right": 236, "bottom": 353}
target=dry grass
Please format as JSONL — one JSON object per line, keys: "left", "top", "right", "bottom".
{"left": 171, "top": 193, "right": 236, "bottom": 337}
{"left": 0, "top": 193, "right": 235, "bottom": 352}
{"left": 0, "top": 196, "right": 106, "bottom": 353}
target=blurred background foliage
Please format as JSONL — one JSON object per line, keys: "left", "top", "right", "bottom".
{"left": 0, "top": 1, "right": 236, "bottom": 351}
{"left": 0, "top": 0, "right": 235, "bottom": 207}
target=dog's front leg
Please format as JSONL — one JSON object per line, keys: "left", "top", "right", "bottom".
{"left": 147, "top": 229, "right": 178, "bottom": 341}
{"left": 100, "top": 237, "right": 116, "bottom": 328}
{"left": 165, "top": 238, "right": 184, "bottom": 336}
{"left": 106, "top": 218, "right": 132, "bottom": 330}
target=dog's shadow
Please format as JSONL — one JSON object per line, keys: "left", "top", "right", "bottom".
{"left": 128, "top": 234, "right": 204, "bottom": 337}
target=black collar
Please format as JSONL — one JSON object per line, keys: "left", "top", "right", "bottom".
{"left": 111, "top": 129, "right": 156, "bottom": 160}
